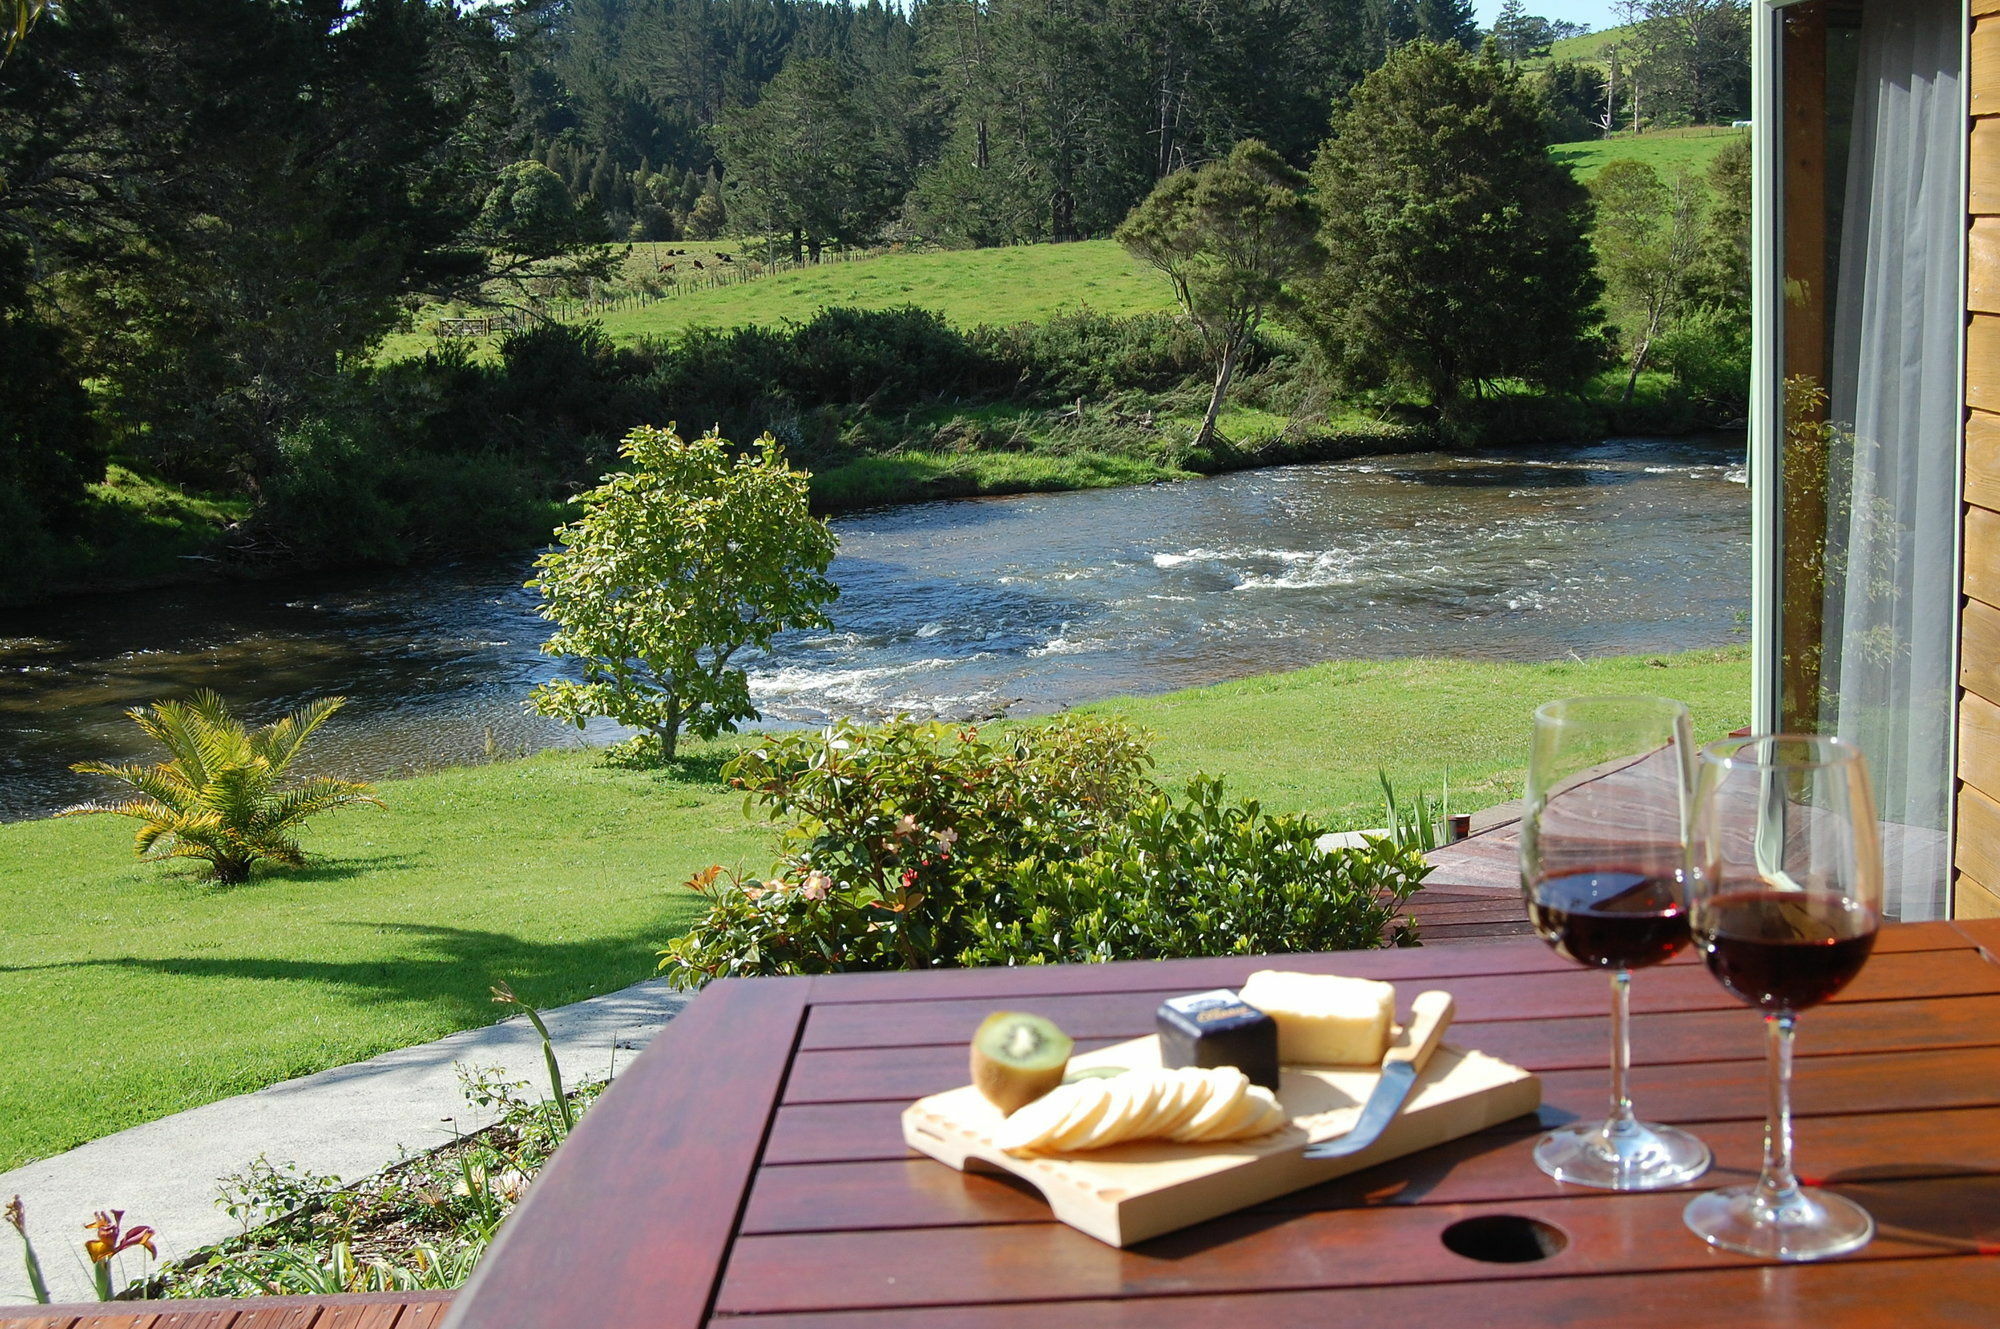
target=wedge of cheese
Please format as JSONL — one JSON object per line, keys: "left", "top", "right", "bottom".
{"left": 1238, "top": 970, "right": 1396, "bottom": 1066}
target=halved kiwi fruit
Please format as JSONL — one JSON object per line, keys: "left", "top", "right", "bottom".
{"left": 971, "top": 1012, "right": 1074, "bottom": 1115}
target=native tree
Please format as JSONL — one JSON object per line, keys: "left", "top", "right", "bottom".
{"left": 1301, "top": 40, "right": 1606, "bottom": 425}
{"left": 1117, "top": 140, "right": 1322, "bottom": 450}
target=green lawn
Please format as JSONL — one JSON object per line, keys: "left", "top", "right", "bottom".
{"left": 379, "top": 239, "right": 1173, "bottom": 361}
{"left": 1551, "top": 126, "right": 1747, "bottom": 184}
{"left": 0, "top": 645, "right": 1749, "bottom": 1171}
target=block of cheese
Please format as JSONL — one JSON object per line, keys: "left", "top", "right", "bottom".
{"left": 1237, "top": 970, "right": 1396, "bottom": 1066}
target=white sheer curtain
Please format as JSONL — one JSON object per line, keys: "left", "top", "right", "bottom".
{"left": 1822, "top": 0, "right": 1961, "bottom": 920}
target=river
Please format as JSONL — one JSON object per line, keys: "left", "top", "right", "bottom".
{"left": 0, "top": 436, "right": 1749, "bottom": 822}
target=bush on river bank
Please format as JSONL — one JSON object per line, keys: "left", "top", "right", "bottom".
{"left": 11, "top": 304, "right": 1729, "bottom": 607}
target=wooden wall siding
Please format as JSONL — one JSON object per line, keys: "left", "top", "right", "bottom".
{"left": 1964, "top": 10, "right": 2000, "bottom": 911}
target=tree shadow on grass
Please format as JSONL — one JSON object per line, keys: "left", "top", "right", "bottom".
{"left": 0, "top": 921, "right": 687, "bottom": 1032}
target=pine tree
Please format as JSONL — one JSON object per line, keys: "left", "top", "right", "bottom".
{"left": 1493, "top": 0, "right": 1554, "bottom": 62}
{"left": 1301, "top": 41, "right": 1606, "bottom": 426}
{"left": 1410, "top": 0, "right": 1478, "bottom": 49}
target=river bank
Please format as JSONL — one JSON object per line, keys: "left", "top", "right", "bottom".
{"left": 0, "top": 645, "right": 1751, "bottom": 1172}
{"left": 9, "top": 362, "right": 1719, "bottom": 613}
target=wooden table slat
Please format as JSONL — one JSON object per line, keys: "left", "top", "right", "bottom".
{"left": 796, "top": 945, "right": 2000, "bottom": 1050}
{"left": 714, "top": 1174, "right": 2000, "bottom": 1315}
{"left": 440, "top": 977, "right": 813, "bottom": 1329}
{"left": 781, "top": 990, "right": 2000, "bottom": 1104}
{"left": 794, "top": 921, "right": 1972, "bottom": 1010}
{"left": 704, "top": 1258, "right": 2000, "bottom": 1328}
{"left": 739, "top": 1101, "right": 2000, "bottom": 1234}
{"left": 763, "top": 1038, "right": 2000, "bottom": 1166}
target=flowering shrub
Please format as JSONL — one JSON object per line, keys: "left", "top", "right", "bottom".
{"left": 660, "top": 716, "right": 1153, "bottom": 980}
{"left": 659, "top": 720, "right": 1433, "bottom": 983}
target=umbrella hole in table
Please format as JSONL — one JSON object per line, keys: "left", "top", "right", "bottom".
{"left": 1440, "top": 1214, "right": 1570, "bottom": 1263}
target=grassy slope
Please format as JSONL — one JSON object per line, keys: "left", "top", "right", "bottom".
{"left": 0, "top": 646, "right": 1749, "bottom": 1170}
{"left": 1550, "top": 126, "right": 1747, "bottom": 184}
{"left": 1535, "top": 23, "right": 1636, "bottom": 69}
{"left": 379, "top": 240, "right": 1173, "bottom": 361}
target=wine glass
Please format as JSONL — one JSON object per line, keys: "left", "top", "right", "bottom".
{"left": 1683, "top": 734, "right": 1883, "bottom": 1260}
{"left": 1521, "top": 695, "right": 1712, "bottom": 1190}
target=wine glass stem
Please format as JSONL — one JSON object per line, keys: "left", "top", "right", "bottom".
{"left": 1759, "top": 1012, "right": 1802, "bottom": 1204}
{"left": 1602, "top": 968, "right": 1639, "bottom": 1142}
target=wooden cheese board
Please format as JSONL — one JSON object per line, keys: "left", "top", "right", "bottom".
{"left": 902, "top": 1027, "right": 1542, "bottom": 1247}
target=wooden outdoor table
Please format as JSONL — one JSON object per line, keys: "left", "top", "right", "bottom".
{"left": 441, "top": 916, "right": 2000, "bottom": 1329}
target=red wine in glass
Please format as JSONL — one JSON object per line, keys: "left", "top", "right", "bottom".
{"left": 1700, "top": 887, "right": 1878, "bottom": 1013}
{"left": 1528, "top": 870, "right": 1691, "bottom": 970}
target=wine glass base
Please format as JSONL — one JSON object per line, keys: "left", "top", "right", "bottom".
{"left": 1533, "top": 1119, "right": 1712, "bottom": 1191}
{"left": 1683, "top": 1183, "right": 1874, "bottom": 1261}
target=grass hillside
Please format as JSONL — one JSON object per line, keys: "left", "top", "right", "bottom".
{"left": 0, "top": 646, "right": 1749, "bottom": 1170}
{"left": 382, "top": 239, "right": 1172, "bottom": 360}
{"left": 1533, "top": 22, "right": 1639, "bottom": 69}
{"left": 1551, "top": 126, "right": 1747, "bottom": 183}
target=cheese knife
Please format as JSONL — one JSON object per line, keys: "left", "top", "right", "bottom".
{"left": 1300, "top": 989, "right": 1455, "bottom": 1160}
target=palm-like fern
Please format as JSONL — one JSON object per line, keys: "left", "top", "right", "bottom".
{"left": 61, "top": 691, "right": 381, "bottom": 884}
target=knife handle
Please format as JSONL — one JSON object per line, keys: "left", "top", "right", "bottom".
{"left": 1386, "top": 990, "right": 1454, "bottom": 1074}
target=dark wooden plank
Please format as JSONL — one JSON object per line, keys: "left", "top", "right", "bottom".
{"left": 0, "top": 1316, "right": 80, "bottom": 1329}
{"left": 1952, "top": 916, "right": 2000, "bottom": 960}
{"left": 390, "top": 1304, "right": 449, "bottom": 1329}
{"left": 763, "top": 1042, "right": 2000, "bottom": 1165}
{"left": 798, "top": 947, "right": 2000, "bottom": 1049}
{"left": 780, "top": 992, "right": 2000, "bottom": 1104}
{"left": 713, "top": 1173, "right": 2000, "bottom": 1314}
{"left": 799, "top": 939, "right": 1582, "bottom": 1005}
{"left": 743, "top": 1102, "right": 2000, "bottom": 1235}
{"left": 308, "top": 1307, "right": 400, "bottom": 1329}
{"left": 443, "top": 977, "right": 811, "bottom": 1329}
{"left": 226, "top": 1310, "right": 320, "bottom": 1329}
{"left": 800, "top": 925, "right": 1970, "bottom": 1011}
{"left": 144, "top": 1311, "right": 252, "bottom": 1329}
{"left": 1, "top": 1296, "right": 454, "bottom": 1329}
{"left": 707, "top": 1257, "right": 2000, "bottom": 1328}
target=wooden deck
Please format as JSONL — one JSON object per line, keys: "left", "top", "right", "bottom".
{"left": 0, "top": 1290, "right": 454, "bottom": 1327}
{"left": 0, "top": 818, "right": 1527, "bottom": 1328}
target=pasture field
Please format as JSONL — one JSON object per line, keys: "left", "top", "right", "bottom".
{"left": 1550, "top": 126, "right": 1747, "bottom": 183}
{"left": 0, "top": 645, "right": 1749, "bottom": 1170}
{"left": 381, "top": 239, "right": 1172, "bottom": 361}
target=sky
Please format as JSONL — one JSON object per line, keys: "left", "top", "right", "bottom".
{"left": 1472, "top": 1, "right": 1626, "bottom": 31}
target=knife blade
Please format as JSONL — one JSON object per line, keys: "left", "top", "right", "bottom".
{"left": 1300, "top": 989, "right": 1455, "bottom": 1160}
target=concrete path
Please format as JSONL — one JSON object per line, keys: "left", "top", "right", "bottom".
{"left": 0, "top": 978, "right": 688, "bottom": 1306}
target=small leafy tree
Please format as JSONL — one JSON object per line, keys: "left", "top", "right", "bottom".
{"left": 527, "top": 426, "right": 838, "bottom": 761}
{"left": 1115, "top": 140, "right": 1321, "bottom": 450}
{"left": 1301, "top": 40, "right": 1606, "bottom": 426}
{"left": 1591, "top": 159, "right": 1707, "bottom": 400}
{"left": 62, "top": 692, "right": 379, "bottom": 884}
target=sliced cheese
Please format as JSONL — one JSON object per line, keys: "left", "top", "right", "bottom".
{"left": 1238, "top": 970, "right": 1396, "bottom": 1066}
{"left": 997, "top": 1067, "right": 1289, "bottom": 1155}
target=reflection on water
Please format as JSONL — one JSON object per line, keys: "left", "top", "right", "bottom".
{"left": 0, "top": 436, "right": 1748, "bottom": 821}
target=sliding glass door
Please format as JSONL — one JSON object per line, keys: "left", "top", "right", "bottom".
{"left": 1754, "top": 0, "right": 1964, "bottom": 919}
